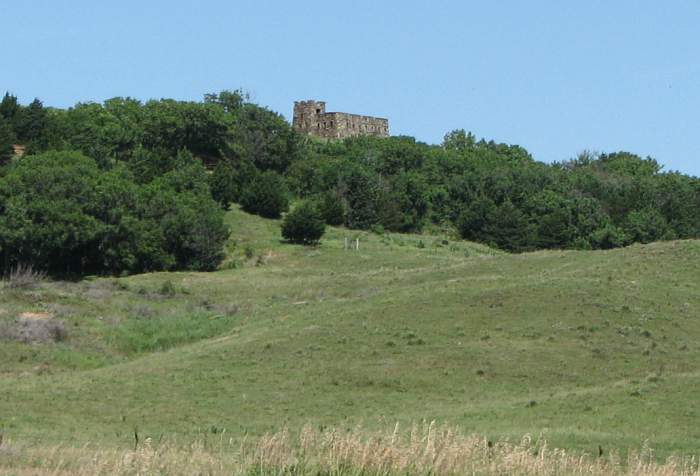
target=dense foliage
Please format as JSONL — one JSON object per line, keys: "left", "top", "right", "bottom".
{"left": 240, "top": 170, "right": 290, "bottom": 219}
{"left": 281, "top": 201, "right": 326, "bottom": 244}
{"left": 287, "top": 132, "right": 699, "bottom": 251}
{"left": 0, "top": 90, "right": 698, "bottom": 275}
{"left": 0, "top": 90, "right": 299, "bottom": 274}
{"left": 0, "top": 151, "right": 228, "bottom": 274}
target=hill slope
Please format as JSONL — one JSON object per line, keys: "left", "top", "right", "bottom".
{"left": 1, "top": 207, "right": 699, "bottom": 457}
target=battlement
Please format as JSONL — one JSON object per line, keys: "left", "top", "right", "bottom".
{"left": 293, "top": 100, "right": 389, "bottom": 139}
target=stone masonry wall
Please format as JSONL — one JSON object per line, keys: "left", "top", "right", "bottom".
{"left": 293, "top": 100, "right": 389, "bottom": 139}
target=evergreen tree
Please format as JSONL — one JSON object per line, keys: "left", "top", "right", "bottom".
{"left": 281, "top": 201, "right": 326, "bottom": 244}
{"left": 316, "top": 190, "right": 345, "bottom": 226}
{"left": 209, "top": 157, "right": 258, "bottom": 208}
{"left": 0, "top": 92, "right": 19, "bottom": 121}
{"left": 340, "top": 167, "right": 380, "bottom": 229}
{"left": 240, "top": 170, "right": 289, "bottom": 218}
{"left": 15, "top": 98, "right": 47, "bottom": 143}
{"left": 0, "top": 119, "right": 16, "bottom": 164}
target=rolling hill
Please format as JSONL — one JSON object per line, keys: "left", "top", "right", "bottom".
{"left": 1, "top": 206, "right": 699, "bottom": 460}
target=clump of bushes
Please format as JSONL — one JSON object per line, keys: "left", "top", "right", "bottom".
{"left": 281, "top": 201, "right": 326, "bottom": 245}
{"left": 0, "top": 151, "right": 229, "bottom": 275}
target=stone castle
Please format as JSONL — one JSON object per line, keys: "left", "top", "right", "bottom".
{"left": 292, "top": 100, "right": 389, "bottom": 139}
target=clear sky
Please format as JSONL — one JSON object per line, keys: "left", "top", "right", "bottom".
{"left": 2, "top": 1, "right": 699, "bottom": 176}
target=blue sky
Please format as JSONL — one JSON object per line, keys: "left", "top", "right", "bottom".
{"left": 2, "top": 1, "right": 699, "bottom": 176}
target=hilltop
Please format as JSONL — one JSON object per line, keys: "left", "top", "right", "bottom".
{"left": 1, "top": 207, "right": 699, "bottom": 459}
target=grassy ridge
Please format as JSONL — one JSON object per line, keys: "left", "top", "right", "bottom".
{"left": 1, "top": 207, "right": 699, "bottom": 458}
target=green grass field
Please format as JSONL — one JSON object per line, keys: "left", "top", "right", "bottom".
{"left": 1, "top": 206, "right": 699, "bottom": 459}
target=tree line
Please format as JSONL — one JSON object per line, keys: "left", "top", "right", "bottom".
{"left": 0, "top": 91, "right": 698, "bottom": 274}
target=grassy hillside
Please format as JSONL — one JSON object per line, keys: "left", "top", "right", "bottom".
{"left": 1, "top": 206, "right": 699, "bottom": 459}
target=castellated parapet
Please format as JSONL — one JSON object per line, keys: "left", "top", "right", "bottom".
{"left": 293, "top": 100, "right": 389, "bottom": 139}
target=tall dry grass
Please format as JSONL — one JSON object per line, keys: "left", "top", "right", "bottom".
{"left": 2, "top": 264, "right": 46, "bottom": 289}
{"left": 1, "top": 422, "right": 698, "bottom": 475}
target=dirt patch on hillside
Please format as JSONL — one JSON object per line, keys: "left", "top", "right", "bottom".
{"left": 18, "top": 312, "right": 53, "bottom": 321}
{"left": 0, "top": 312, "right": 67, "bottom": 343}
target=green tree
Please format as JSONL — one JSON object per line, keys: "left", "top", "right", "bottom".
{"left": 456, "top": 196, "right": 497, "bottom": 243}
{"left": 209, "top": 157, "right": 258, "bottom": 208}
{"left": 442, "top": 129, "right": 476, "bottom": 152}
{"left": 240, "top": 170, "right": 289, "bottom": 218}
{"left": 339, "top": 166, "right": 380, "bottom": 229}
{"left": 0, "top": 92, "right": 19, "bottom": 122}
{"left": 0, "top": 151, "right": 104, "bottom": 272}
{"left": 589, "top": 225, "right": 630, "bottom": 250}
{"left": 204, "top": 89, "right": 247, "bottom": 113}
{"left": 14, "top": 98, "right": 48, "bottom": 144}
{"left": 138, "top": 181, "right": 228, "bottom": 271}
{"left": 484, "top": 200, "right": 535, "bottom": 252}
{"left": 315, "top": 190, "right": 345, "bottom": 226}
{"left": 281, "top": 201, "right": 326, "bottom": 244}
{"left": 0, "top": 150, "right": 228, "bottom": 274}
{"left": 0, "top": 118, "right": 16, "bottom": 164}
{"left": 231, "top": 103, "right": 303, "bottom": 173}
{"left": 141, "top": 99, "right": 230, "bottom": 158}
{"left": 623, "top": 208, "right": 670, "bottom": 243}
{"left": 127, "top": 146, "right": 172, "bottom": 183}
{"left": 385, "top": 172, "right": 429, "bottom": 232}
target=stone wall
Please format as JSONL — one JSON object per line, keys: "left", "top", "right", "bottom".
{"left": 293, "top": 100, "right": 389, "bottom": 139}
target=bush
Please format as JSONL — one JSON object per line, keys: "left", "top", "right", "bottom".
{"left": 240, "top": 171, "right": 289, "bottom": 218}
{"left": 589, "top": 225, "right": 630, "bottom": 250}
{"left": 281, "top": 201, "right": 326, "bottom": 245}
{"left": 0, "top": 151, "right": 228, "bottom": 274}
{"left": 316, "top": 191, "right": 345, "bottom": 225}
{"left": 623, "top": 208, "right": 669, "bottom": 244}
{"left": 0, "top": 316, "right": 68, "bottom": 343}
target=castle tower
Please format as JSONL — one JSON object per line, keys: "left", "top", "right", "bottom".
{"left": 293, "top": 100, "right": 326, "bottom": 135}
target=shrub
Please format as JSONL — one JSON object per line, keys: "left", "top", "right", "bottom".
{"left": 623, "top": 208, "right": 670, "bottom": 244}
{"left": 240, "top": 171, "right": 289, "bottom": 218}
{"left": 0, "top": 316, "right": 68, "bottom": 343}
{"left": 281, "top": 201, "right": 326, "bottom": 245}
{"left": 589, "top": 225, "right": 630, "bottom": 250}
{"left": 159, "top": 280, "right": 177, "bottom": 296}
{"left": 136, "top": 181, "right": 229, "bottom": 271}
{"left": 316, "top": 191, "right": 345, "bottom": 225}
{"left": 0, "top": 151, "right": 228, "bottom": 274}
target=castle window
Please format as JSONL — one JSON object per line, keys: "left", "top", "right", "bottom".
{"left": 316, "top": 108, "right": 320, "bottom": 114}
